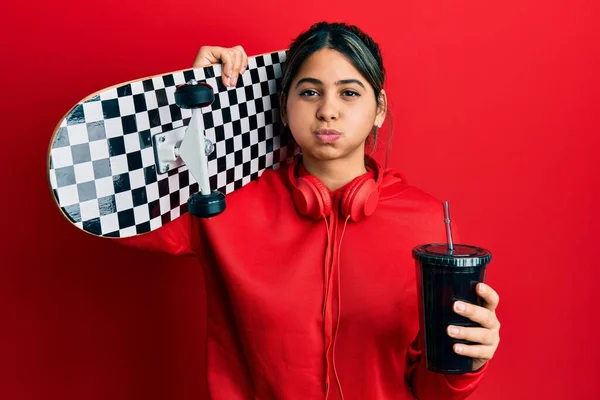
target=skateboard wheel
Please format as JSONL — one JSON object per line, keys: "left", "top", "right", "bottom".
{"left": 188, "top": 190, "right": 226, "bottom": 218}
{"left": 175, "top": 82, "right": 214, "bottom": 109}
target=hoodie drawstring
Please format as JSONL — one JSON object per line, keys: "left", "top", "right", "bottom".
{"left": 323, "top": 197, "right": 350, "bottom": 400}
{"left": 332, "top": 215, "right": 350, "bottom": 400}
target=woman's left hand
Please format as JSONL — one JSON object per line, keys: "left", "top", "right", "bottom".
{"left": 447, "top": 283, "right": 501, "bottom": 371}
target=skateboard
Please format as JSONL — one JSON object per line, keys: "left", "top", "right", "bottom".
{"left": 47, "top": 50, "right": 296, "bottom": 238}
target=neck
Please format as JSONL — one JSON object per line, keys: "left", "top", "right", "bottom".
{"left": 302, "top": 150, "right": 368, "bottom": 192}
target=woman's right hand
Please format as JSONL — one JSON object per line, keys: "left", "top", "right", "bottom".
{"left": 193, "top": 46, "right": 249, "bottom": 88}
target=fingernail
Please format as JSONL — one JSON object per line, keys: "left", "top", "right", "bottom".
{"left": 240, "top": 66, "right": 246, "bottom": 74}
{"left": 455, "top": 345, "right": 464, "bottom": 354}
{"left": 231, "top": 76, "right": 237, "bottom": 87}
{"left": 455, "top": 302, "right": 467, "bottom": 312}
{"left": 479, "top": 284, "right": 487, "bottom": 293}
{"left": 448, "top": 327, "right": 460, "bottom": 336}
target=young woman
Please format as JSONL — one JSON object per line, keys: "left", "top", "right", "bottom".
{"left": 124, "top": 21, "right": 501, "bottom": 400}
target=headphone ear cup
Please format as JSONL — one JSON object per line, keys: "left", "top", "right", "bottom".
{"left": 293, "top": 176, "right": 332, "bottom": 220}
{"left": 341, "top": 177, "right": 379, "bottom": 222}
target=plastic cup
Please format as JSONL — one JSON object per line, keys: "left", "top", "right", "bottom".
{"left": 412, "top": 243, "right": 492, "bottom": 374}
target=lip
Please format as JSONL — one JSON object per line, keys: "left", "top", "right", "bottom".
{"left": 315, "top": 129, "right": 341, "bottom": 143}
{"left": 315, "top": 129, "right": 341, "bottom": 136}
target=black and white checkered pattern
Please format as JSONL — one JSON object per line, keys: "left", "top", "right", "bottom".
{"left": 49, "top": 51, "right": 295, "bottom": 237}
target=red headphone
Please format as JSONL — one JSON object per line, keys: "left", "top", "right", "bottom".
{"left": 288, "top": 157, "right": 383, "bottom": 222}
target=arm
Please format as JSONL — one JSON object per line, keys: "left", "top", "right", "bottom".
{"left": 404, "top": 210, "right": 500, "bottom": 399}
{"left": 117, "top": 46, "right": 249, "bottom": 256}
{"left": 117, "top": 212, "right": 197, "bottom": 256}
{"left": 405, "top": 333, "right": 489, "bottom": 400}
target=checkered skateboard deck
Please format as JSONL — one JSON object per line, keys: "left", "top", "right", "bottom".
{"left": 47, "top": 50, "right": 295, "bottom": 238}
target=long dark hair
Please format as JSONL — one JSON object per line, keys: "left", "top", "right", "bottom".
{"left": 280, "top": 21, "right": 391, "bottom": 157}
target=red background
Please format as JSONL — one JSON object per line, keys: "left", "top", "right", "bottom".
{"left": 2, "top": 0, "right": 599, "bottom": 398}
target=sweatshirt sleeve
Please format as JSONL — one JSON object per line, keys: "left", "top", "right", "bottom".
{"left": 404, "top": 333, "right": 488, "bottom": 399}
{"left": 116, "top": 212, "right": 198, "bottom": 257}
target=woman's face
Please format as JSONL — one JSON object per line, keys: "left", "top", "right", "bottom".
{"left": 283, "top": 49, "right": 386, "bottom": 162}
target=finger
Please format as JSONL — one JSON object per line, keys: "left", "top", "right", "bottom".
{"left": 234, "top": 45, "right": 249, "bottom": 74}
{"left": 454, "top": 301, "right": 499, "bottom": 329}
{"left": 230, "top": 48, "right": 244, "bottom": 87}
{"left": 193, "top": 46, "right": 221, "bottom": 68}
{"left": 220, "top": 49, "right": 237, "bottom": 87}
{"left": 447, "top": 325, "right": 497, "bottom": 346}
{"left": 194, "top": 47, "right": 235, "bottom": 86}
{"left": 226, "top": 48, "right": 238, "bottom": 76}
{"left": 477, "top": 283, "right": 500, "bottom": 312}
{"left": 454, "top": 343, "right": 495, "bottom": 360}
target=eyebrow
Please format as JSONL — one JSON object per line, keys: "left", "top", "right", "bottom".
{"left": 295, "top": 77, "right": 366, "bottom": 89}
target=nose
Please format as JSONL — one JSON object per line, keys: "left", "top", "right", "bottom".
{"left": 316, "top": 93, "right": 340, "bottom": 122}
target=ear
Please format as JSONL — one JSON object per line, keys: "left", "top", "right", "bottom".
{"left": 374, "top": 89, "right": 387, "bottom": 127}
{"left": 279, "top": 93, "right": 288, "bottom": 126}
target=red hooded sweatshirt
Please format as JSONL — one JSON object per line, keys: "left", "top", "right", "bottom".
{"left": 122, "top": 156, "right": 488, "bottom": 399}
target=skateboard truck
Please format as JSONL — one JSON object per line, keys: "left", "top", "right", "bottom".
{"left": 154, "top": 79, "right": 226, "bottom": 218}
{"left": 153, "top": 129, "right": 214, "bottom": 174}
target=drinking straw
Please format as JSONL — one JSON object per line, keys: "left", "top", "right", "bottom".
{"left": 443, "top": 201, "right": 455, "bottom": 251}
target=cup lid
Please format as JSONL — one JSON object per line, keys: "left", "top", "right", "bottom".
{"left": 412, "top": 244, "right": 492, "bottom": 267}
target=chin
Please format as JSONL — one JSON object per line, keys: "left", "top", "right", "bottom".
{"left": 302, "top": 145, "right": 362, "bottom": 162}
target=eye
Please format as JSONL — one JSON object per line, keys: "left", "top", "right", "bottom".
{"left": 300, "top": 89, "right": 319, "bottom": 97}
{"left": 342, "top": 90, "right": 360, "bottom": 97}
